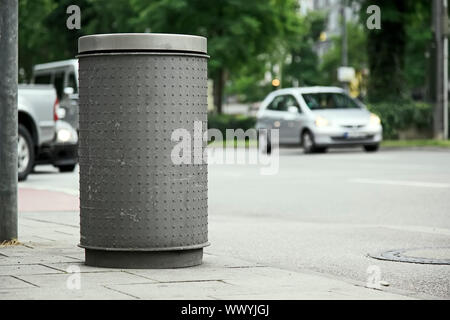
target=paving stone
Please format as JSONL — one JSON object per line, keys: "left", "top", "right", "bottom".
{"left": 0, "top": 255, "right": 81, "bottom": 266}
{"left": 106, "top": 281, "right": 231, "bottom": 299}
{"left": 43, "top": 261, "right": 127, "bottom": 273}
{"left": 127, "top": 265, "right": 270, "bottom": 283}
{"left": 0, "top": 246, "right": 36, "bottom": 257}
{"left": 203, "top": 252, "right": 264, "bottom": 268}
{"left": 0, "top": 286, "right": 135, "bottom": 300}
{"left": 0, "top": 264, "right": 64, "bottom": 276}
{"left": 0, "top": 276, "right": 36, "bottom": 289}
{"left": 16, "top": 271, "right": 156, "bottom": 290}
{"left": 0, "top": 212, "right": 416, "bottom": 300}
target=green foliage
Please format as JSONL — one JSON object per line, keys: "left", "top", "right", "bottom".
{"left": 381, "top": 139, "right": 450, "bottom": 148}
{"left": 227, "top": 8, "right": 323, "bottom": 102}
{"left": 403, "top": 0, "right": 432, "bottom": 92}
{"left": 320, "top": 21, "right": 367, "bottom": 86}
{"left": 18, "top": 0, "right": 57, "bottom": 81}
{"left": 18, "top": 0, "right": 299, "bottom": 81}
{"left": 18, "top": 0, "right": 439, "bottom": 109}
{"left": 131, "top": 0, "right": 300, "bottom": 80}
{"left": 207, "top": 113, "right": 256, "bottom": 137}
{"left": 226, "top": 77, "right": 273, "bottom": 103}
{"left": 357, "top": 0, "right": 435, "bottom": 102}
{"left": 282, "top": 11, "right": 326, "bottom": 87}
{"left": 367, "top": 101, "right": 433, "bottom": 139}
{"left": 362, "top": 0, "right": 408, "bottom": 102}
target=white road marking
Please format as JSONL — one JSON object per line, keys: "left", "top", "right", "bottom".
{"left": 350, "top": 178, "right": 450, "bottom": 188}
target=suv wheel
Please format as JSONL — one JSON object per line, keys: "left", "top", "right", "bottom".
{"left": 57, "top": 164, "right": 76, "bottom": 172}
{"left": 18, "top": 124, "right": 35, "bottom": 181}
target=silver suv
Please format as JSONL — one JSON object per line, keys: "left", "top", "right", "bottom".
{"left": 256, "top": 87, "right": 382, "bottom": 153}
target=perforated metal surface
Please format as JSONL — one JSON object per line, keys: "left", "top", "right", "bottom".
{"left": 78, "top": 52, "right": 209, "bottom": 255}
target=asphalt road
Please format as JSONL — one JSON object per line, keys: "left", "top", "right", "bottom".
{"left": 21, "top": 147, "right": 450, "bottom": 299}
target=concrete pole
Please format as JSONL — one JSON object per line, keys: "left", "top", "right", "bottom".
{"left": 432, "top": 0, "right": 449, "bottom": 139}
{"left": 0, "top": 0, "right": 19, "bottom": 241}
{"left": 443, "top": 0, "right": 448, "bottom": 139}
{"left": 341, "top": 0, "right": 349, "bottom": 92}
{"left": 341, "top": 0, "right": 348, "bottom": 67}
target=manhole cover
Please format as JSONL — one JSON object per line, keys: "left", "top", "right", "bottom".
{"left": 368, "top": 247, "right": 450, "bottom": 265}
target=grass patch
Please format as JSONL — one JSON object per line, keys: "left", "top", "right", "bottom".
{"left": 207, "top": 139, "right": 450, "bottom": 148}
{"left": 0, "top": 239, "right": 21, "bottom": 247}
{"left": 208, "top": 139, "right": 258, "bottom": 148}
{"left": 381, "top": 140, "right": 450, "bottom": 148}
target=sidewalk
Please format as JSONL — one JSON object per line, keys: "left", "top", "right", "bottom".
{"left": 0, "top": 188, "right": 416, "bottom": 300}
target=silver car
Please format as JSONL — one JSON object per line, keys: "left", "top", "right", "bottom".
{"left": 256, "top": 87, "right": 382, "bottom": 153}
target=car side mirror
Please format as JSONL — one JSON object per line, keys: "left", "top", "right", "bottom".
{"left": 64, "top": 87, "right": 74, "bottom": 95}
{"left": 287, "top": 106, "right": 299, "bottom": 114}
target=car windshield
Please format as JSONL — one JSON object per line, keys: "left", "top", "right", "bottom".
{"left": 302, "top": 92, "right": 361, "bottom": 110}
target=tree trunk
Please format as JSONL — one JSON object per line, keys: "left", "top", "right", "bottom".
{"left": 213, "top": 69, "right": 225, "bottom": 114}
{"left": 365, "top": 0, "right": 407, "bottom": 103}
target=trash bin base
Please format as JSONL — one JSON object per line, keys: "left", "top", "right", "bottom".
{"left": 84, "top": 248, "right": 203, "bottom": 269}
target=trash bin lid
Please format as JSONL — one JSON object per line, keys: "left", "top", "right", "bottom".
{"left": 78, "top": 33, "right": 207, "bottom": 54}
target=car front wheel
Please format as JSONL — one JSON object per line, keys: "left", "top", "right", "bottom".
{"left": 302, "top": 131, "right": 316, "bottom": 154}
{"left": 364, "top": 144, "right": 379, "bottom": 152}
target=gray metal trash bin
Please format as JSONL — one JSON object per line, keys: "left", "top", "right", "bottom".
{"left": 77, "top": 33, "right": 209, "bottom": 268}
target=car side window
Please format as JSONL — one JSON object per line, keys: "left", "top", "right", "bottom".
{"left": 267, "top": 95, "right": 286, "bottom": 111}
{"left": 333, "top": 93, "right": 360, "bottom": 109}
{"left": 284, "top": 95, "right": 301, "bottom": 113}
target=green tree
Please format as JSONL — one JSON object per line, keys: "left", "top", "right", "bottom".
{"left": 360, "top": 0, "right": 414, "bottom": 102}
{"left": 282, "top": 10, "right": 326, "bottom": 87}
{"left": 18, "top": 0, "right": 56, "bottom": 81}
{"left": 131, "top": 0, "right": 302, "bottom": 113}
{"left": 403, "top": 0, "right": 432, "bottom": 98}
{"left": 319, "top": 21, "right": 367, "bottom": 86}
{"left": 18, "top": 0, "right": 138, "bottom": 81}
{"left": 18, "top": 0, "right": 305, "bottom": 110}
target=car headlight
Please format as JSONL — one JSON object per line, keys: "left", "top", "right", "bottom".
{"left": 315, "top": 116, "right": 330, "bottom": 127}
{"left": 369, "top": 113, "right": 381, "bottom": 125}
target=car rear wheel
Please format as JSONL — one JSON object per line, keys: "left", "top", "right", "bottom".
{"left": 364, "top": 144, "right": 379, "bottom": 152}
{"left": 257, "top": 131, "right": 272, "bottom": 154}
{"left": 18, "top": 124, "right": 35, "bottom": 181}
{"left": 315, "top": 146, "right": 328, "bottom": 153}
{"left": 57, "top": 164, "right": 76, "bottom": 172}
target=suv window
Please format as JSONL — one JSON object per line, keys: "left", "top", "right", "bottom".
{"left": 53, "top": 71, "right": 65, "bottom": 99}
{"left": 34, "top": 73, "right": 52, "bottom": 84}
{"left": 68, "top": 72, "right": 78, "bottom": 93}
